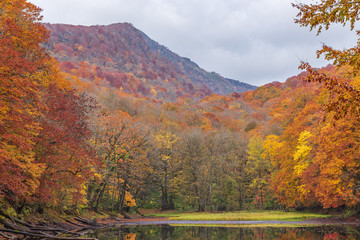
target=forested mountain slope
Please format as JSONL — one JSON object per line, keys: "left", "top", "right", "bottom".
{"left": 43, "top": 23, "right": 256, "bottom": 100}
{"left": 3, "top": 0, "right": 360, "bottom": 218}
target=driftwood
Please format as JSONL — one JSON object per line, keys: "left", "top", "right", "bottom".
{"left": 29, "top": 226, "right": 81, "bottom": 236}
{"left": 0, "top": 210, "right": 100, "bottom": 240}
{"left": 0, "top": 218, "right": 28, "bottom": 231}
{"left": 74, "top": 217, "right": 99, "bottom": 227}
{"left": 0, "top": 231, "right": 13, "bottom": 239}
{"left": 0, "top": 229, "right": 97, "bottom": 240}
{"left": 64, "top": 219, "right": 87, "bottom": 228}
{"left": 73, "top": 213, "right": 99, "bottom": 226}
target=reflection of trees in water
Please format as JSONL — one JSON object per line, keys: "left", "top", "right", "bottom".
{"left": 161, "top": 225, "right": 174, "bottom": 239}
{"left": 89, "top": 225, "right": 360, "bottom": 239}
{"left": 158, "top": 226, "right": 357, "bottom": 240}
{"left": 124, "top": 233, "right": 136, "bottom": 240}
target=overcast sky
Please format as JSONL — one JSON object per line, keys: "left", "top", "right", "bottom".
{"left": 29, "top": 0, "right": 357, "bottom": 86}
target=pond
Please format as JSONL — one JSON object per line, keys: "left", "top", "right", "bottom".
{"left": 87, "top": 223, "right": 360, "bottom": 240}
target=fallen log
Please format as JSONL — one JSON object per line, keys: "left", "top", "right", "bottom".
{"left": 29, "top": 226, "right": 81, "bottom": 236}
{"left": 12, "top": 218, "right": 34, "bottom": 229}
{"left": 73, "top": 213, "right": 97, "bottom": 225}
{"left": 0, "top": 210, "right": 123, "bottom": 239}
{"left": 0, "top": 232, "right": 12, "bottom": 239}
{"left": 64, "top": 219, "right": 87, "bottom": 228}
{"left": 0, "top": 218, "right": 29, "bottom": 232}
{"left": 74, "top": 217, "right": 99, "bottom": 226}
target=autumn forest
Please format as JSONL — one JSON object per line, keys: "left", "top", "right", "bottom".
{"left": 1, "top": 0, "right": 360, "bottom": 218}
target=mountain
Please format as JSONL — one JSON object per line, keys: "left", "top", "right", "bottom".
{"left": 43, "top": 23, "right": 256, "bottom": 100}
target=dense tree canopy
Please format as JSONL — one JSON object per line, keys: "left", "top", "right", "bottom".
{"left": 0, "top": 0, "right": 96, "bottom": 212}
{"left": 2, "top": 0, "right": 360, "bottom": 217}
{"left": 0, "top": 0, "right": 52, "bottom": 203}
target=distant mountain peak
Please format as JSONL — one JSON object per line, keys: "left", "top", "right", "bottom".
{"left": 44, "top": 23, "right": 256, "bottom": 100}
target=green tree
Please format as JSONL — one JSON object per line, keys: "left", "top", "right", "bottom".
{"left": 149, "top": 131, "right": 180, "bottom": 210}
{"left": 246, "top": 137, "right": 272, "bottom": 209}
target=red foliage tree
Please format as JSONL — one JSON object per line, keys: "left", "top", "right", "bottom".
{"left": 34, "top": 84, "right": 96, "bottom": 209}
{"left": 0, "top": 0, "right": 51, "bottom": 205}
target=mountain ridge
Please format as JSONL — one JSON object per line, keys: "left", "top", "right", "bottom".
{"left": 43, "top": 22, "right": 256, "bottom": 100}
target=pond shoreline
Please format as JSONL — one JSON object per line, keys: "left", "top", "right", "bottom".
{"left": 100, "top": 216, "right": 360, "bottom": 227}
{"left": 2, "top": 212, "right": 359, "bottom": 240}
{"left": 86, "top": 220, "right": 360, "bottom": 240}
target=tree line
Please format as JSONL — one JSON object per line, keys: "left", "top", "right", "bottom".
{"left": 1, "top": 0, "right": 360, "bottom": 216}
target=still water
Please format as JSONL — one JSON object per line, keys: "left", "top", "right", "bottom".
{"left": 88, "top": 224, "right": 360, "bottom": 240}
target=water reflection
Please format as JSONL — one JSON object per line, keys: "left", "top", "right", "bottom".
{"left": 89, "top": 225, "right": 360, "bottom": 240}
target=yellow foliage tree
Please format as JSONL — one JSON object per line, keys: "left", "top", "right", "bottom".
{"left": 293, "top": 130, "right": 312, "bottom": 176}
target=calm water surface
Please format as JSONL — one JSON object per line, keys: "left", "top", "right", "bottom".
{"left": 88, "top": 224, "right": 360, "bottom": 240}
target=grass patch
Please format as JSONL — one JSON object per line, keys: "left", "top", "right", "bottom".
{"left": 145, "top": 210, "right": 331, "bottom": 221}
{"left": 170, "top": 223, "right": 318, "bottom": 228}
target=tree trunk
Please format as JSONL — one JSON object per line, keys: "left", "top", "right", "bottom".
{"left": 161, "top": 186, "right": 168, "bottom": 210}
{"left": 198, "top": 195, "right": 205, "bottom": 212}
{"left": 16, "top": 199, "right": 26, "bottom": 214}
{"left": 86, "top": 181, "right": 95, "bottom": 205}
{"left": 94, "top": 182, "right": 107, "bottom": 211}
{"left": 161, "top": 163, "right": 174, "bottom": 210}
{"left": 209, "top": 183, "right": 213, "bottom": 212}
{"left": 238, "top": 178, "right": 244, "bottom": 210}
{"left": 118, "top": 180, "right": 127, "bottom": 212}
{"left": 89, "top": 182, "right": 104, "bottom": 209}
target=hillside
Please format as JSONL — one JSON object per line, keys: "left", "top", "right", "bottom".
{"left": 43, "top": 23, "right": 256, "bottom": 100}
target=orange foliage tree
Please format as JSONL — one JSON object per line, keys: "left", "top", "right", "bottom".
{"left": 293, "top": 0, "right": 360, "bottom": 120}
{"left": 88, "top": 107, "right": 148, "bottom": 212}
{"left": 289, "top": 0, "right": 360, "bottom": 208}
{"left": 0, "top": 0, "right": 97, "bottom": 213}
{"left": 0, "top": 0, "right": 51, "bottom": 206}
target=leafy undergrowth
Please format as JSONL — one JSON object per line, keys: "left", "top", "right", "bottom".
{"left": 145, "top": 210, "right": 331, "bottom": 221}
